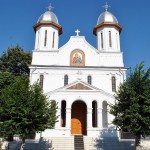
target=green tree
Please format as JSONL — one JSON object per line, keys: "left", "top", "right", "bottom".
{"left": 0, "top": 45, "right": 31, "bottom": 75}
{"left": 0, "top": 76, "right": 58, "bottom": 145}
{"left": 110, "top": 63, "right": 150, "bottom": 149}
{"left": 0, "top": 45, "right": 31, "bottom": 91}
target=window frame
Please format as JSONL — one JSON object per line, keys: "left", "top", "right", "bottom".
{"left": 64, "top": 75, "right": 68, "bottom": 86}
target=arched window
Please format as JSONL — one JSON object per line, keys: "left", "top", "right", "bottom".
{"left": 39, "top": 74, "right": 44, "bottom": 88}
{"left": 61, "top": 100, "right": 66, "bottom": 127}
{"left": 112, "top": 76, "right": 116, "bottom": 92}
{"left": 102, "top": 101, "right": 108, "bottom": 127}
{"left": 87, "top": 75, "right": 92, "bottom": 85}
{"left": 92, "top": 101, "right": 97, "bottom": 127}
{"left": 52, "top": 32, "right": 55, "bottom": 48}
{"left": 64, "top": 75, "right": 68, "bottom": 86}
{"left": 116, "top": 32, "right": 118, "bottom": 49}
{"left": 109, "top": 31, "right": 112, "bottom": 47}
{"left": 101, "top": 32, "right": 103, "bottom": 49}
{"left": 44, "top": 30, "right": 47, "bottom": 47}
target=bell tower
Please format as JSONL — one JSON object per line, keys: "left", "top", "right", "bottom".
{"left": 93, "top": 4, "right": 122, "bottom": 52}
{"left": 33, "top": 4, "right": 62, "bottom": 51}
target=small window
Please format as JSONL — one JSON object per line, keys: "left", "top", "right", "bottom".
{"left": 64, "top": 75, "right": 68, "bottom": 86}
{"left": 39, "top": 74, "right": 44, "bottom": 88}
{"left": 109, "top": 31, "right": 112, "bottom": 47}
{"left": 88, "top": 75, "right": 92, "bottom": 85}
{"left": 52, "top": 32, "right": 55, "bottom": 48}
{"left": 44, "top": 30, "right": 47, "bottom": 47}
{"left": 116, "top": 32, "right": 118, "bottom": 49}
{"left": 112, "top": 76, "right": 116, "bottom": 92}
{"left": 101, "top": 32, "right": 103, "bottom": 49}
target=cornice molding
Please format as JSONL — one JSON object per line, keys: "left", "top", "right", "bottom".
{"left": 33, "top": 22, "right": 62, "bottom": 35}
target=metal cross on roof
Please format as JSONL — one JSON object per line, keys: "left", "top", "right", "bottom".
{"left": 103, "top": 2, "right": 111, "bottom": 11}
{"left": 75, "top": 29, "right": 80, "bottom": 36}
{"left": 46, "top": 3, "right": 54, "bottom": 11}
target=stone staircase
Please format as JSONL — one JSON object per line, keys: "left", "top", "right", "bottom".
{"left": 74, "top": 135, "right": 84, "bottom": 150}
{"left": 48, "top": 136, "right": 135, "bottom": 150}
{"left": 47, "top": 136, "right": 74, "bottom": 150}
{"left": 84, "top": 137, "right": 135, "bottom": 150}
{"left": 2, "top": 136, "right": 140, "bottom": 150}
{"left": 84, "top": 136, "right": 97, "bottom": 150}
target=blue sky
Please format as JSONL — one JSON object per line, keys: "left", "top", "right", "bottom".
{"left": 0, "top": 0, "right": 149, "bottom": 69}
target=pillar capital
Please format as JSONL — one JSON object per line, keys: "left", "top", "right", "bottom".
{"left": 87, "top": 108, "right": 92, "bottom": 113}
{"left": 66, "top": 108, "right": 71, "bottom": 113}
{"left": 98, "top": 108, "right": 103, "bottom": 113}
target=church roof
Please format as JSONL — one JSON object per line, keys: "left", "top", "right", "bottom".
{"left": 97, "top": 3, "right": 118, "bottom": 25}
{"left": 37, "top": 10, "right": 59, "bottom": 25}
{"left": 97, "top": 11, "right": 118, "bottom": 25}
{"left": 93, "top": 4, "right": 122, "bottom": 35}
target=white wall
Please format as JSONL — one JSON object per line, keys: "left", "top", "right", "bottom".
{"left": 32, "top": 36, "right": 124, "bottom": 67}
{"left": 97, "top": 26, "right": 121, "bottom": 52}
{"left": 34, "top": 25, "right": 59, "bottom": 51}
{"left": 30, "top": 67, "right": 126, "bottom": 94}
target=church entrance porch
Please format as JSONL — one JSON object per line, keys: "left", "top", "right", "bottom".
{"left": 71, "top": 101, "right": 87, "bottom": 135}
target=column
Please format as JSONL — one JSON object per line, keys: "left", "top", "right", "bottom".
{"left": 66, "top": 108, "right": 71, "bottom": 128}
{"left": 107, "top": 107, "right": 114, "bottom": 127}
{"left": 87, "top": 108, "right": 92, "bottom": 128}
{"left": 55, "top": 108, "right": 61, "bottom": 128}
{"left": 98, "top": 108, "right": 103, "bottom": 128}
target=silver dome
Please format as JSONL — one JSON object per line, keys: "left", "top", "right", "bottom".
{"left": 97, "top": 11, "right": 118, "bottom": 25}
{"left": 37, "top": 11, "right": 59, "bottom": 24}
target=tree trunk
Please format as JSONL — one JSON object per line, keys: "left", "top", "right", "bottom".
{"left": 7, "top": 135, "right": 13, "bottom": 141}
{"left": 135, "top": 135, "right": 141, "bottom": 150}
{"left": 20, "top": 138, "right": 25, "bottom": 150}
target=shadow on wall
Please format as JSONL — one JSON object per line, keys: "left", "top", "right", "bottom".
{"left": 93, "top": 128, "right": 135, "bottom": 150}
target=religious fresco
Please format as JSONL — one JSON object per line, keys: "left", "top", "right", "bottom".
{"left": 73, "top": 52, "right": 82, "bottom": 64}
{"left": 70, "top": 50, "right": 85, "bottom": 66}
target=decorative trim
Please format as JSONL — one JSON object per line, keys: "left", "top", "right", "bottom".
{"left": 29, "top": 65, "right": 128, "bottom": 70}
{"left": 46, "top": 80, "right": 115, "bottom": 99}
{"left": 33, "top": 22, "right": 62, "bottom": 35}
{"left": 93, "top": 23, "right": 122, "bottom": 35}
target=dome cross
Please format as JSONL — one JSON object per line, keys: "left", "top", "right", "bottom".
{"left": 75, "top": 29, "right": 80, "bottom": 36}
{"left": 46, "top": 3, "right": 54, "bottom": 11}
{"left": 103, "top": 2, "right": 111, "bottom": 11}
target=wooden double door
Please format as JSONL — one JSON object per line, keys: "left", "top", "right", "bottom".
{"left": 71, "top": 101, "right": 87, "bottom": 135}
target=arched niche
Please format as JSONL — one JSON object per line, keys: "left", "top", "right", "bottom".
{"left": 61, "top": 100, "right": 66, "bottom": 127}
{"left": 92, "top": 100, "right": 97, "bottom": 127}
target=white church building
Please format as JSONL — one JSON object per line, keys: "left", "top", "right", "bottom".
{"left": 29, "top": 4, "right": 127, "bottom": 139}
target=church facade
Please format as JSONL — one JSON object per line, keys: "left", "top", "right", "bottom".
{"left": 29, "top": 4, "right": 127, "bottom": 138}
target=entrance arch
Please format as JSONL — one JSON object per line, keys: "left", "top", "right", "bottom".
{"left": 71, "top": 101, "right": 87, "bottom": 135}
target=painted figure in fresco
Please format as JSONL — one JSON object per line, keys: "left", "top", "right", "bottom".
{"left": 73, "top": 53, "right": 78, "bottom": 63}
{"left": 73, "top": 53, "right": 82, "bottom": 64}
{"left": 76, "top": 55, "right": 81, "bottom": 63}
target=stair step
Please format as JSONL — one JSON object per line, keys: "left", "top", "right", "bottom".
{"left": 46, "top": 137, "right": 74, "bottom": 150}
{"left": 74, "top": 135, "right": 84, "bottom": 150}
